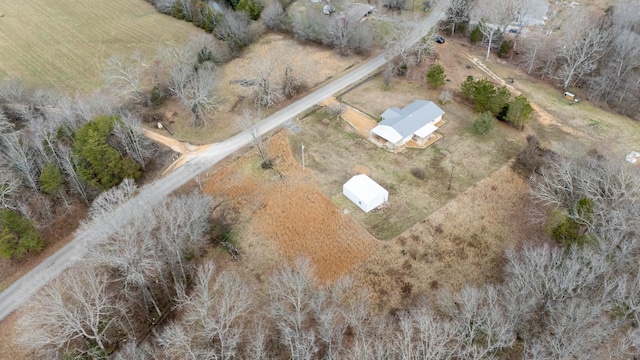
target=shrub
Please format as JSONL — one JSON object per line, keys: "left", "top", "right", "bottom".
{"left": 411, "top": 167, "right": 427, "bottom": 180}
{"left": 439, "top": 90, "right": 452, "bottom": 105}
{"left": 426, "top": 64, "right": 446, "bottom": 89}
{"left": 470, "top": 25, "right": 482, "bottom": 43}
{"left": 473, "top": 111, "right": 495, "bottom": 135}
{"left": 498, "top": 39, "right": 514, "bottom": 58}
{"left": 150, "top": 85, "right": 164, "bottom": 106}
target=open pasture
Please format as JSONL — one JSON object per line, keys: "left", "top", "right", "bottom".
{"left": 0, "top": 0, "right": 202, "bottom": 92}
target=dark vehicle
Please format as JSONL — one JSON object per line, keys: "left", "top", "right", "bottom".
{"left": 434, "top": 35, "right": 445, "bottom": 44}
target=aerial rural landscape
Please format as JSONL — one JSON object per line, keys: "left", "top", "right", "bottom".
{"left": 1, "top": 0, "right": 640, "bottom": 358}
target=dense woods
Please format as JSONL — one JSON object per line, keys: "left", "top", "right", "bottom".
{"left": 0, "top": 81, "right": 155, "bottom": 259}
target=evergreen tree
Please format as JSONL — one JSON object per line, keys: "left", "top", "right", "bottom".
{"left": 460, "top": 75, "right": 476, "bottom": 100}
{"left": 73, "top": 116, "right": 141, "bottom": 191}
{"left": 473, "top": 111, "right": 495, "bottom": 135}
{"left": 490, "top": 86, "right": 511, "bottom": 115}
{"left": 426, "top": 64, "right": 446, "bottom": 89}
{"left": 39, "top": 162, "right": 64, "bottom": 195}
{"left": 472, "top": 79, "right": 496, "bottom": 113}
{"left": 470, "top": 24, "right": 482, "bottom": 43}
{"left": 506, "top": 95, "right": 534, "bottom": 130}
{"left": 237, "top": 0, "right": 262, "bottom": 20}
{"left": 0, "top": 209, "right": 44, "bottom": 260}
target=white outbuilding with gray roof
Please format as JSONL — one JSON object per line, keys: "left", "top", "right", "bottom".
{"left": 343, "top": 174, "right": 388, "bottom": 213}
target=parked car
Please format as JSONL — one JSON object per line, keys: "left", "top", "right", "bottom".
{"left": 434, "top": 35, "right": 445, "bottom": 44}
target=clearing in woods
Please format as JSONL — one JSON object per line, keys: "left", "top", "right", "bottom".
{"left": 0, "top": 0, "right": 202, "bottom": 92}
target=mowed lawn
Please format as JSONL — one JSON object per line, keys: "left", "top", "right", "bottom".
{"left": 0, "top": 0, "right": 202, "bottom": 92}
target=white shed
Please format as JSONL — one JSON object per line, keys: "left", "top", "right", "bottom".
{"left": 343, "top": 174, "right": 388, "bottom": 213}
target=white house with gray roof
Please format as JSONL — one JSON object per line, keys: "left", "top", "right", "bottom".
{"left": 370, "top": 100, "right": 444, "bottom": 149}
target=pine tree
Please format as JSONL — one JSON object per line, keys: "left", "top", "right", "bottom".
{"left": 426, "top": 64, "right": 446, "bottom": 89}
{"left": 73, "top": 116, "right": 141, "bottom": 191}
{"left": 506, "top": 95, "right": 534, "bottom": 130}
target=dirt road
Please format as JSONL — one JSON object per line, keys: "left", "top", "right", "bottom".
{"left": 0, "top": 1, "right": 450, "bottom": 322}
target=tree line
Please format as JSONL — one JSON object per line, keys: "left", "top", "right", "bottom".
{"left": 16, "top": 148, "right": 640, "bottom": 358}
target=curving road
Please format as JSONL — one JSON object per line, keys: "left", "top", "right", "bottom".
{"left": 0, "top": 2, "right": 449, "bottom": 322}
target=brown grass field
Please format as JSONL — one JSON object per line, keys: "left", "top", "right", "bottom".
{"left": 0, "top": 0, "right": 203, "bottom": 92}
{"left": 202, "top": 132, "right": 381, "bottom": 283}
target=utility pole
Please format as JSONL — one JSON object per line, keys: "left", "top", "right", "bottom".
{"left": 448, "top": 164, "right": 454, "bottom": 190}
{"left": 301, "top": 143, "right": 305, "bottom": 172}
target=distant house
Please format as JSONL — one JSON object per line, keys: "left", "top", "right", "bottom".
{"left": 370, "top": 100, "right": 444, "bottom": 150}
{"left": 343, "top": 174, "right": 388, "bottom": 213}
{"left": 344, "top": 3, "right": 374, "bottom": 21}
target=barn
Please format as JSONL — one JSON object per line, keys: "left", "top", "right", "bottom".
{"left": 343, "top": 174, "right": 388, "bottom": 213}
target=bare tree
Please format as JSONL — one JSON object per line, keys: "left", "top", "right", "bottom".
{"left": 240, "top": 109, "right": 271, "bottom": 167}
{"left": 471, "top": 5, "right": 505, "bottom": 60}
{"left": 214, "top": 10, "right": 254, "bottom": 53}
{"left": 0, "top": 131, "right": 41, "bottom": 191}
{"left": 555, "top": 11, "right": 611, "bottom": 89}
{"left": 588, "top": 20, "right": 640, "bottom": 104}
{"left": 104, "top": 52, "right": 148, "bottom": 104}
{"left": 87, "top": 178, "right": 138, "bottom": 220}
{"left": 0, "top": 163, "right": 21, "bottom": 210}
{"left": 58, "top": 145, "right": 92, "bottom": 203}
{"left": 112, "top": 112, "right": 152, "bottom": 169}
{"left": 290, "top": 8, "right": 325, "bottom": 43}
{"left": 268, "top": 258, "right": 319, "bottom": 359}
{"left": 171, "top": 62, "right": 221, "bottom": 126}
{"left": 445, "top": 0, "right": 476, "bottom": 36}
{"left": 161, "top": 261, "right": 252, "bottom": 360}
{"left": 0, "top": 77, "right": 27, "bottom": 103}
{"left": 252, "top": 56, "right": 283, "bottom": 108}
{"left": 438, "top": 285, "right": 515, "bottom": 358}
{"left": 17, "top": 266, "right": 125, "bottom": 358}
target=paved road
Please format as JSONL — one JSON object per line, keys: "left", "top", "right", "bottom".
{"left": 0, "top": 2, "right": 449, "bottom": 322}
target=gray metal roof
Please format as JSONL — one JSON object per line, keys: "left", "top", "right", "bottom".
{"left": 378, "top": 100, "right": 444, "bottom": 139}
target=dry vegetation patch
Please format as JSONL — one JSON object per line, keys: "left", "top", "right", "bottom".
{"left": 352, "top": 163, "right": 544, "bottom": 310}
{"left": 203, "top": 132, "right": 380, "bottom": 283}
